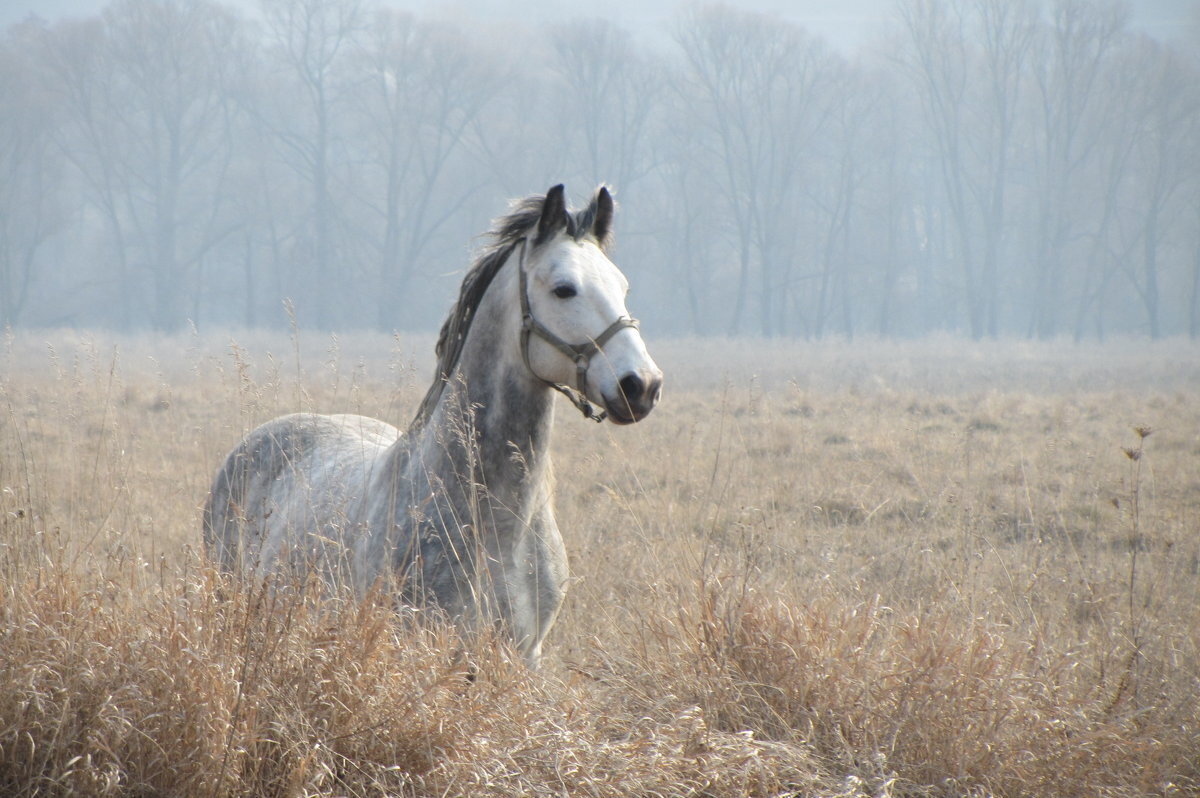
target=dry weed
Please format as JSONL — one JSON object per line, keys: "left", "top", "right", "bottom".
{"left": 1, "top": 330, "right": 1198, "bottom": 797}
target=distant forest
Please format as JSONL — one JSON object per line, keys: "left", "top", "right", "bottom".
{"left": 1, "top": 0, "right": 1198, "bottom": 339}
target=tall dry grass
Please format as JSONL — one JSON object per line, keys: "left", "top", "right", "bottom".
{"left": 1, "top": 329, "right": 1198, "bottom": 797}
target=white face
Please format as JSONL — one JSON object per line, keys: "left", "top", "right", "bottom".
{"left": 522, "top": 233, "right": 663, "bottom": 424}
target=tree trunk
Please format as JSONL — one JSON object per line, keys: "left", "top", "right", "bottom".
{"left": 244, "top": 233, "right": 257, "bottom": 328}
{"left": 1143, "top": 204, "right": 1160, "bottom": 339}
{"left": 1190, "top": 230, "right": 1200, "bottom": 340}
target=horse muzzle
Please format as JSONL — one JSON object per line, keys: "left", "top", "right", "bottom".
{"left": 603, "top": 370, "right": 663, "bottom": 425}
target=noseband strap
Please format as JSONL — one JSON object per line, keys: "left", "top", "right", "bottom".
{"left": 516, "top": 238, "right": 639, "bottom": 422}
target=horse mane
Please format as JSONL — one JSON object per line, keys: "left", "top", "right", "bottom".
{"left": 408, "top": 188, "right": 614, "bottom": 433}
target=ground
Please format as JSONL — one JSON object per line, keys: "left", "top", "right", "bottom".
{"left": 1, "top": 330, "right": 1197, "bottom": 796}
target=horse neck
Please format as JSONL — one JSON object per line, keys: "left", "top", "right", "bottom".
{"left": 422, "top": 256, "right": 555, "bottom": 507}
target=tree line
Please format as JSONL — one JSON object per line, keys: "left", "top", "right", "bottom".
{"left": 1, "top": 0, "right": 1197, "bottom": 339}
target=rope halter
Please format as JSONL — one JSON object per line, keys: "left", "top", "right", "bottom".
{"left": 516, "top": 238, "right": 640, "bottom": 423}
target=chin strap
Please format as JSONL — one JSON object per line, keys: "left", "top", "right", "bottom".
{"left": 516, "top": 238, "right": 640, "bottom": 423}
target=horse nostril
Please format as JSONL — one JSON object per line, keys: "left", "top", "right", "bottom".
{"left": 618, "top": 374, "right": 644, "bottom": 404}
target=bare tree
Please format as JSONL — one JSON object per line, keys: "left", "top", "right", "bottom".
{"left": 1191, "top": 112, "right": 1200, "bottom": 340}
{"left": 673, "top": 5, "right": 831, "bottom": 336}
{"left": 0, "top": 20, "right": 68, "bottom": 328}
{"left": 348, "top": 10, "right": 502, "bottom": 329}
{"left": 37, "top": 15, "right": 133, "bottom": 326}
{"left": 37, "top": 0, "right": 249, "bottom": 331}
{"left": 1191, "top": 181, "right": 1200, "bottom": 339}
{"left": 1122, "top": 40, "right": 1199, "bottom": 338}
{"left": 3, "top": 0, "right": 1197, "bottom": 339}
{"left": 258, "top": 0, "right": 364, "bottom": 328}
{"left": 975, "top": 0, "right": 1034, "bottom": 336}
{"left": 1068, "top": 37, "right": 1143, "bottom": 341}
{"left": 1028, "top": 0, "right": 1126, "bottom": 338}
{"left": 655, "top": 78, "right": 725, "bottom": 335}
{"left": 809, "top": 61, "right": 871, "bottom": 339}
{"left": 897, "top": 0, "right": 979, "bottom": 335}
{"left": 548, "top": 19, "right": 661, "bottom": 194}
{"left": 897, "top": 0, "right": 1034, "bottom": 338}
{"left": 857, "top": 65, "right": 917, "bottom": 337}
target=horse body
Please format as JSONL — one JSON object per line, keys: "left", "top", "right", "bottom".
{"left": 203, "top": 185, "right": 661, "bottom": 665}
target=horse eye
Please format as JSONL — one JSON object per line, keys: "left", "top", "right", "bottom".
{"left": 552, "top": 284, "right": 577, "bottom": 299}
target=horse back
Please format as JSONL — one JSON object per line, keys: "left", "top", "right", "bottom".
{"left": 202, "top": 412, "right": 399, "bottom": 576}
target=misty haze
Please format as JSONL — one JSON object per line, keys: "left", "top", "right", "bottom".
{"left": 1, "top": 0, "right": 1197, "bottom": 339}
{"left": 5, "top": 2, "right": 1200, "bottom": 796}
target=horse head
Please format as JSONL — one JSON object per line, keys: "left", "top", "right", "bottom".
{"left": 518, "top": 185, "right": 663, "bottom": 424}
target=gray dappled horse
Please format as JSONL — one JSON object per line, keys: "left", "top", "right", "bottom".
{"left": 203, "top": 185, "right": 663, "bottom": 666}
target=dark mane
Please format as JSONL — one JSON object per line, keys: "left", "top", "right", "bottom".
{"left": 408, "top": 188, "right": 614, "bottom": 432}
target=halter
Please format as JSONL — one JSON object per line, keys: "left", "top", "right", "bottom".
{"left": 516, "top": 238, "right": 640, "bottom": 422}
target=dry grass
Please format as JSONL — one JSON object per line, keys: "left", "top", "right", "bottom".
{"left": 2, "top": 328, "right": 1199, "bottom": 797}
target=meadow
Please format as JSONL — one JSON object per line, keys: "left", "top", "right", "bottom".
{"left": 1, "top": 329, "right": 1198, "bottom": 797}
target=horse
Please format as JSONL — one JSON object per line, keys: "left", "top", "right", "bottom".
{"left": 202, "top": 184, "right": 662, "bottom": 666}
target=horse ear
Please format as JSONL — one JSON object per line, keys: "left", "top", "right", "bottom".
{"left": 537, "top": 184, "right": 568, "bottom": 244}
{"left": 592, "top": 186, "right": 614, "bottom": 248}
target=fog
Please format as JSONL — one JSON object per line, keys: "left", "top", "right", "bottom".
{"left": 1, "top": 0, "right": 1198, "bottom": 339}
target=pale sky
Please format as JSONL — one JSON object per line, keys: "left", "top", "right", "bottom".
{"left": 3, "top": 0, "right": 1193, "bottom": 54}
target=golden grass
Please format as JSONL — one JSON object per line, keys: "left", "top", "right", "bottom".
{"left": 2, "top": 329, "right": 1198, "bottom": 797}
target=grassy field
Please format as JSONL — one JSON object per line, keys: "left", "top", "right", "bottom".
{"left": 1, "top": 329, "right": 1198, "bottom": 797}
